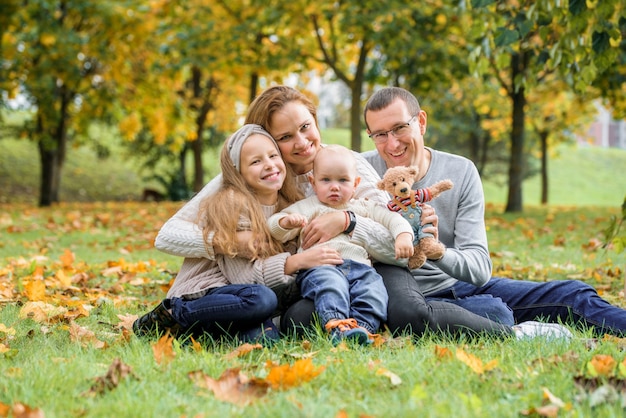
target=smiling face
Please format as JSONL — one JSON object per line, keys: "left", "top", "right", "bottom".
{"left": 239, "top": 134, "right": 286, "bottom": 205}
{"left": 309, "top": 146, "right": 360, "bottom": 208}
{"left": 365, "top": 98, "right": 429, "bottom": 174}
{"left": 266, "top": 101, "right": 322, "bottom": 175}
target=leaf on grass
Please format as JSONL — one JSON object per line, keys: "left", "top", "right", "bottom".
{"left": 376, "top": 367, "right": 402, "bottom": 386}
{"left": 0, "top": 343, "right": 11, "bottom": 353}
{"left": 223, "top": 343, "right": 263, "bottom": 359}
{"left": 19, "top": 301, "right": 68, "bottom": 323}
{"left": 0, "top": 323, "right": 16, "bottom": 335}
{"left": 152, "top": 333, "right": 176, "bottom": 364}
{"left": 116, "top": 313, "right": 138, "bottom": 331}
{"left": 189, "top": 337, "right": 203, "bottom": 352}
{"left": 265, "top": 358, "right": 325, "bottom": 390}
{"left": 188, "top": 368, "right": 269, "bottom": 406}
{"left": 434, "top": 345, "right": 453, "bottom": 359}
{"left": 8, "top": 402, "right": 44, "bottom": 418}
{"left": 456, "top": 348, "right": 498, "bottom": 375}
{"left": 59, "top": 249, "right": 75, "bottom": 268}
{"left": 520, "top": 404, "right": 560, "bottom": 417}
{"left": 86, "top": 358, "right": 138, "bottom": 396}
{"left": 542, "top": 387, "right": 566, "bottom": 407}
{"left": 23, "top": 279, "right": 46, "bottom": 302}
{"left": 0, "top": 402, "right": 8, "bottom": 416}
{"left": 68, "top": 322, "right": 106, "bottom": 349}
{"left": 587, "top": 354, "right": 617, "bottom": 377}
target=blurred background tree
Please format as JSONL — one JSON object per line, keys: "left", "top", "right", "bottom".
{"left": 1, "top": 0, "right": 623, "bottom": 210}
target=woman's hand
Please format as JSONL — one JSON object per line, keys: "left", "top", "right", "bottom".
{"left": 284, "top": 246, "right": 343, "bottom": 274}
{"left": 300, "top": 211, "right": 345, "bottom": 249}
{"left": 420, "top": 204, "right": 439, "bottom": 240}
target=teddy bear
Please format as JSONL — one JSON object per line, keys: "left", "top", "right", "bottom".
{"left": 377, "top": 166, "right": 453, "bottom": 269}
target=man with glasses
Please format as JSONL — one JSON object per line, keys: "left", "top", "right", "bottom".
{"left": 361, "top": 86, "right": 626, "bottom": 337}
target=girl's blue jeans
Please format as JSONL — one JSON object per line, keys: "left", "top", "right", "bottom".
{"left": 296, "top": 260, "right": 388, "bottom": 333}
{"left": 169, "top": 284, "right": 279, "bottom": 342}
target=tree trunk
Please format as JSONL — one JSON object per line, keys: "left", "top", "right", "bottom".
{"left": 540, "top": 130, "right": 549, "bottom": 205}
{"left": 38, "top": 140, "right": 59, "bottom": 207}
{"left": 37, "top": 90, "right": 69, "bottom": 207}
{"left": 249, "top": 72, "right": 259, "bottom": 104}
{"left": 505, "top": 53, "right": 527, "bottom": 213}
{"left": 349, "top": 40, "right": 370, "bottom": 152}
{"left": 350, "top": 82, "right": 362, "bottom": 152}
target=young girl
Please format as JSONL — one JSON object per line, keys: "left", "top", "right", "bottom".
{"left": 134, "top": 124, "right": 342, "bottom": 342}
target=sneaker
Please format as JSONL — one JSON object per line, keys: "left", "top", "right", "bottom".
{"left": 325, "top": 318, "right": 374, "bottom": 345}
{"left": 133, "top": 300, "right": 181, "bottom": 338}
{"left": 512, "top": 321, "right": 573, "bottom": 340}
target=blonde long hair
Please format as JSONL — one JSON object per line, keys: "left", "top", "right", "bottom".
{"left": 199, "top": 130, "right": 303, "bottom": 260}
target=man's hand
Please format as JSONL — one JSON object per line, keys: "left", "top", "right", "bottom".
{"left": 300, "top": 211, "right": 345, "bottom": 249}
{"left": 420, "top": 203, "right": 439, "bottom": 240}
{"left": 394, "top": 232, "right": 414, "bottom": 259}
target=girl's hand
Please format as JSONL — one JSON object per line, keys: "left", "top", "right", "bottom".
{"left": 300, "top": 211, "right": 345, "bottom": 249}
{"left": 420, "top": 204, "right": 439, "bottom": 240}
{"left": 284, "top": 246, "right": 343, "bottom": 274}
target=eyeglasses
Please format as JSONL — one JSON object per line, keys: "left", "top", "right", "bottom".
{"left": 368, "top": 115, "right": 417, "bottom": 144}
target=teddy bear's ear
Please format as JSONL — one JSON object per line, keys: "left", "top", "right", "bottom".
{"left": 409, "top": 167, "right": 418, "bottom": 177}
{"left": 377, "top": 179, "right": 385, "bottom": 190}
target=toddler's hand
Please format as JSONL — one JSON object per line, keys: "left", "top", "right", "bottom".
{"left": 280, "top": 214, "right": 308, "bottom": 230}
{"left": 394, "top": 232, "right": 414, "bottom": 259}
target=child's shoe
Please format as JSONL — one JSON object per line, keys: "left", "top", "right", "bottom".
{"left": 325, "top": 318, "right": 374, "bottom": 345}
{"left": 133, "top": 300, "right": 181, "bottom": 338}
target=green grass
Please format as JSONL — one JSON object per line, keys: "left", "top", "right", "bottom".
{"left": 1, "top": 202, "right": 626, "bottom": 417}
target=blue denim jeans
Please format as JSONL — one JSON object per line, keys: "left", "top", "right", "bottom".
{"left": 169, "top": 284, "right": 279, "bottom": 342}
{"left": 296, "top": 260, "right": 388, "bottom": 333}
{"left": 432, "top": 277, "right": 626, "bottom": 336}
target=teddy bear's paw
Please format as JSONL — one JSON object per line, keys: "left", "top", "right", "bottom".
{"left": 420, "top": 237, "right": 445, "bottom": 260}
{"left": 408, "top": 252, "right": 427, "bottom": 269}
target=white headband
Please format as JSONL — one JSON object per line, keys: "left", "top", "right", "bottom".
{"left": 227, "top": 124, "right": 277, "bottom": 171}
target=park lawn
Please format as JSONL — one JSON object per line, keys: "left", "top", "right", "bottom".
{"left": 1, "top": 202, "right": 626, "bottom": 417}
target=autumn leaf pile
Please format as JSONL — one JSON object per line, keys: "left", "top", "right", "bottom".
{"left": 1, "top": 202, "right": 626, "bottom": 417}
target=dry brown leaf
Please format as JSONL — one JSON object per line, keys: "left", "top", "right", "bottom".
{"left": 23, "top": 279, "right": 46, "bottom": 302}
{"left": 0, "top": 401, "right": 9, "bottom": 417}
{"left": 10, "top": 402, "right": 45, "bottom": 418}
{"left": 588, "top": 354, "right": 617, "bottom": 377}
{"left": 116, "top": 313, "right": 138, "bottom": 331}
{"left": 152, "top": 333, "right": 176, "bottom": 364}
{"left": 434, "top": 345, "right": 453, "bottom": 359}
{"left": 375, "top": 367, "right": 402, "bottom": 386}
{"left": 189, "top": 337, "right": 203, "bottom": 352}
{"left": 19, "top": 301, "right": 67, "bottom": 323}
{"left": 223, "top": 343, "right": 263, "bottom": 360}
{"left": 188, "top": 368, "right": 269, "bottom": 406}
{"left": 456, "top": 348, "right": 498, "bottom": 375}
{"left": 59, "top": 249, "right": 75, "bottom": 268}
{"left": 86, "top": 358, "right": 138, "bottom": 396}
{"left": 265, "top": 358, "right": 325, "bottom": 390}
{"left": 68, "top": 322, "right": 105, "bottom": 349}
